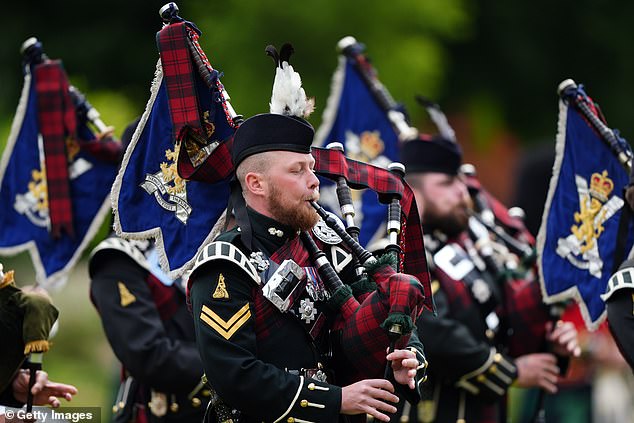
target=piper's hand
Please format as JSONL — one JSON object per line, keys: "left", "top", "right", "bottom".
{"left": 388, "top": 349, "right": 418, "bottom": 389}
{"left": 340, "top": 379, "right": 399, "bottom": 422}
{"left": 547, "top": 320, "right": 581, "bottom": 358}
{"left": 514, "top": 353, "right": 560, "bottom": 393}
{"left": 12, "top": 370, "right": 77, "bottom": 407}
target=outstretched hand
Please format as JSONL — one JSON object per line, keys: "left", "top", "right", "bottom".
{"left": 546, "top": 320, "right": 582, "bottom": 358}
{"left": 12, "top": 370, "right": 77, "bottom": 408}
{"left": 388, "top": 349, "right": 419, "bottom": 389}
{"left": 514, "top": 353, "right": 560, "bottom": 393}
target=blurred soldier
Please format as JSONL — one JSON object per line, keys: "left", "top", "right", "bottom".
{"left": 89, "top": 120, "right": 208, "bottom": 423}
{"left": 1, "top": 264, "right": 77, "bottom": 411}
{"left": 399, "top": 136, "right": 580, "bottom": 423}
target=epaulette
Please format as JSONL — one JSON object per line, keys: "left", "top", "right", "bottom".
{"left": 601, "top": 266, "right": 634, "bottom": 301}
{"left": 455, "top": 348, "right": 517, "bottom": 399}
{"left": 89, "top": 237, "right": 151, "bottom": 275}
{"left": 191, "top": 241, "right": 260, "bottom": 285}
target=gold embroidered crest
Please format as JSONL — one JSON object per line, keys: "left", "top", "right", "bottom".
{"left": 28, "top": 168, "right": 49, "bottom": 213}
{"left": 118, "top": 281, "right": 136, "bottom": 307}
{"left": 571, "top": 170, "right": 614, "bottom": 253}
{"left": 212, "top": 274, "right": 230, "bottom": 300}
{"left": 159, "top": 144, "right": 186, "bottom": 196}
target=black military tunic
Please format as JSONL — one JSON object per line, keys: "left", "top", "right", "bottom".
{"left": 190, "top": 210, "right": 343, "bottom": 422}
{"left": 412, "top": 232, "right": 545, "bottom": 423}
{"left": 89, "top": 236, "right": 207, "bottom": 422}
{"left": 603, "top": 260, "right": 634, "bottom": 369}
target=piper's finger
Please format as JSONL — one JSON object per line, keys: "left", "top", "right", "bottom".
{"left": 367, "top": 398, "right": 398, "bottom": 414}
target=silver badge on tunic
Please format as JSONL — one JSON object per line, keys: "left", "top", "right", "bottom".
{"left": 471, "top": 278, "right": 491, "bottom": 304}
{"left": 312, "top": 212, "right": 343, "bottom": 245}
{"left": 249, "top": 251, "right": 270, "bottom": 273}
{"left": 299, "top": 298, "right": 317, "bottom": 324}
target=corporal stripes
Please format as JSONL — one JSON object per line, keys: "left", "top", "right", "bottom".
{"left": 200, "top": 303, "right": 251, "bottom": 340}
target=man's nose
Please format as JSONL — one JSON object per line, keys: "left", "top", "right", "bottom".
{"left": 308, "top": 170, "right": 320, "bottom": 190}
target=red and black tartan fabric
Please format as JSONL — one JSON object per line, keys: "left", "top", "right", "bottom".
{"left": 78, "top": 132, "right": 123, "bottom": 164}
{"left": 34, "top": 60, "right": 76, "bottom": 239}
{"left": 249, "top": 236, "right": 310, "bottom": 343}
{"left": 177, "top": 131, "right": 234, "bottom": 182}
{"left": 435, "top": 236, "right": 549, "bottom": 358}
{"left": 146, "top": 273, "right": 180, "bottom": 322}
{"left": 312, "top": 147, "right": 433, "bottom": 312}
{"left": 268, "top": 232, "right": 424, "bottom": 380}
{"left": 157, "top": 23, "right": 236, "bottom": 183}
{"left": 502, "top": 275, "right": 550, "bottom": 357}
{"left": 157, "top": 22, "right": 201, "bottom": 136}
{"left": 337, "top": 264, "right": 424, "bottom": 380}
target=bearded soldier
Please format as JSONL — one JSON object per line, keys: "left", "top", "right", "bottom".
{"left": 399, "top": 136, "right": 580, "bottom": 423}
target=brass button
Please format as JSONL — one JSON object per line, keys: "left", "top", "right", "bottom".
{"left": 170, "top": 403, "right": 179, "bottom": 413}
{"left": 494, "top": 353, "right": 502, "bottom": 363}
{"left": 118, "top": 401, "right": 125, "bottom": 408}
{"left": 202, "top": 389, "right": 211, "bottom": 397}
{"left": 287, "top": 418, "right": 295, "bottom": 422}
{"left": 191, "top": 397, "right": 202, "bottom": 407}
{"left": 477, "top": 374, "right": 486, "bottom": 382}
{"left": 489, "top": 364, "right": 498, "bottom": 373}
{"left": 307, "top": 383, "right": 315, "bottom": 391}
{"left": 300, "top": 399, "right": 308, "bottom": 407}
{"left": 112, "top": 405, "right": 119, "bottom": 413}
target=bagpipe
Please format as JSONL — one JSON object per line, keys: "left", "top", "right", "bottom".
{"left": 461, "top": 162, "right": 537, "bottom": 283}
{"left": 307, "top": 152, "right": 429, "bottom": 380}
{"left": 0, "top": 36, "right": 121, "bottom": 289}
{"left": 108, "top": 4, "right": 430, "bottom": 384}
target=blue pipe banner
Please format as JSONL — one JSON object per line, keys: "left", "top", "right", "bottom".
{"left": 0, "top": 66, "right": 117, "bottom": 289}
{"left": 537, "top": 86, "right": 634, "bottom": 329}
{"left": 314, "top": 57, "right": 400, "bottom": 248}
{"left": 112, "top": 25, "right": 234, "bottom": 279}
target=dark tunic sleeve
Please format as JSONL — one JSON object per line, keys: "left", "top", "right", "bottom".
{"left": 417, "top": 286, "right": 517, "bottom": 399}
{"left": 90, "top": 251, "right": 203, "bottom": 393}
{"left": 190, "top": 259, "right": 342, "bottom": 422}
{"left": 606, "top": 288, "right": 634, "bottom": 369}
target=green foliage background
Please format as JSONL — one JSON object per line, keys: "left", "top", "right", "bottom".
{"left": 1, "top": 0, "right": 633, "bottom": 419}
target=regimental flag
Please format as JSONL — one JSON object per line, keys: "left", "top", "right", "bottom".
{"left": 537, "top": 86, "right": 634, "bottom": 329}
{"left": 314, "top": 56, "right": 400, "bottom": 248}
{"left": 112, "top": 21, "right": 235, "bottom": 279}
{"left": 0, "top": 59, "right": 120, "bottom": 289}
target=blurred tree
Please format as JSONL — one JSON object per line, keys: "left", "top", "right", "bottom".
{"left": 443, "top": 0, "right": 634, "bottom": 147}
{"left": 1, "top": 0, "right": 470, "bottom": 144}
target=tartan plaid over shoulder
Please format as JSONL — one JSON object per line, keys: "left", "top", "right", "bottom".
{"left": 312, "top": 147, "right": 433, "bottom": 312}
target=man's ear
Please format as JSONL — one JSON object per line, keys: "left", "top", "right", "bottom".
{"left": 244, "top": 172, "right": 266, "bottom": 197}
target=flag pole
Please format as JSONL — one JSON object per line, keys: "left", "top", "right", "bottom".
{"left": 558, "top": 78, "right": 632, "bottom": 173}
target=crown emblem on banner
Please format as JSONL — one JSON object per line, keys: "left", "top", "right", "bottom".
{"left": 589, "top": 170, "right": 614, "bottom": 203}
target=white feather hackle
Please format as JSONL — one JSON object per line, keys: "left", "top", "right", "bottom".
{"left": 269, "top": 62, "right": 315, "bottom": 118}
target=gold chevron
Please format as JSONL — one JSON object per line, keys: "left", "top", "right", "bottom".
{"left": 200, "top": 303, "right": 251, "bottom": 340}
